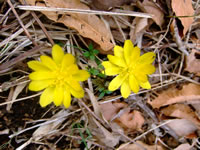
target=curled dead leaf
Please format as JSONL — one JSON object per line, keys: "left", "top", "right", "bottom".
{"left": 20, "top": 0, "right": 113, "bottom": 51}
{"left": 115, "top": 110, "right": 145, "bottom": 131}
{"left": 137, "top": 0, "right": 164, "bottom": 27}
{"left": 166, "top": 119, "right": 197, "bottom": 137}
{"left": 185, "top": 49, "right": 200, "bottom": 75}
{"left": 117, "top": 141, "right": 163, "bottom": 150}
{"left": 148, "top": 83, "right": 200, "bottom": 109}
{"left": 161, "top": 104, "right": 200, "bottom": 128}
{"left": 171, "top": 0, "right": 194, "bottom": 36}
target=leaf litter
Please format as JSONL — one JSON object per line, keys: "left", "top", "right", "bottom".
{"left": 1, "top": 0, "right": 200, "bottom": 149}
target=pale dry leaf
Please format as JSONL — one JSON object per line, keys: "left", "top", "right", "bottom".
{"left": 161, "top": 104, "right": 200, "bottom": 128}
{"left": 174, "top": 143, "right": 192, "bottom": 150}
{"left": 115, "top": 109, "right": 145, "bottom": 131}
{"left": 20, "top": 0, "right": 113, "bottom": 51}
{"left": 7, "top": 82, "right": 27, "bottom": 111}
{"left": 85, "top": 88, "right": 101, "bottom": 118}
{"left": 117, "top": 141, "right": 163, "bottom": 150}
{"left": 185, "top": 49, "right": 200, "bottom": 75}
{"left": 137, "top": 0, "right": 164, "bottom": 27}
{"left": 33, "top": 110, "right": 67, "bottom": 141}
{"left": 92, "top": 117, "right": 120, "bottom": 147}
{"left": 148, "top": 83, "right": 200, "bottom": 109}
{"left": 171, "top": 0, "right": 194, "bottom": 35}
{"left": 100, "top": 101, "right": 127, "bottom": 121}
{"left": 166, "top": 119, "right": 197, "bottom": 137}
{"left": 130, "top": 17, "right": 149, "bottom": 43}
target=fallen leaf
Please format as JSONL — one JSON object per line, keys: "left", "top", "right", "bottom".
{"left": 130, "top": 17, "right": 149, "bottom": 43}
{"left": 89, "top": 117, "right": 121, "bottom": 147}
{"left": 148, "top": 83, "right": 200, "bottom": 109}
{"left": 7, "top": 82, "right": 27, "bottom": 111}
{"left": 115, "top": 110, "right": 145, "bottom": 131}
{"left": 86, "top": 88, "right": 101, "bottom": 118}
{"left": 100, "top": 101, "right": 127, "bottom": 121}
{"left": 185, "top": 49, "right": 200, "bottom": 75}
{"left": 33, "top": 110, "right": 67, "bottom": 141}
{"left": 166, "top": 119, "right": 197, "bottom": 137}
{"left": 100, "top": 102, "right": 144, "bottom": 131}
{"left": 174, "top": 143, "right": 192, "bottom": 150}
{"left": 171, "top": 0, "right": 194, "bottom": 35}
{"left": 117, "top": 141, "right": 163, "bottom": 150}
{"left": 90, "top": 0, "right": 133, "bottom": 10}
{"left": 137, "top": 0, "right": 164, "bottom": 27}
{"left": 20, "top": 0, "right": 113, "bottom": 51}
{"left": 161, "top": 104, "right": 200, "bottom": 128}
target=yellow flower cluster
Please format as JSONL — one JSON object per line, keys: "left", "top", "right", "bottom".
{"left": 28, "top": 40, "right": 155, "bottom": 108}
{"left": 28, "top": 44, "right": 90, "bottom": 108}
{"left": 102, "top": 40, "right": 156, "bottom": 98}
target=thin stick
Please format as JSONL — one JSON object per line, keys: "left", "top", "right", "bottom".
{"left": 7, "top": 0, "right": 37, "bottom": 46}
{"left": 17, "top": 5, "right": 153, "bottom": 18}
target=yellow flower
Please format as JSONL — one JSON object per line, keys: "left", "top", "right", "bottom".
{"left": 27, "top": 44, "right": 90, "bottom": 108}
{"left": 102, "top": 40, "right": 156, "bottom": 98}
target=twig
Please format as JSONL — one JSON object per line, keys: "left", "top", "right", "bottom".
{"left": 30, "top": 12, "right": 54, "bottom": 45}
{"left": 17, "top": 5, "right": 153, "bottom": 18}
{"left": 7, "top": 0, "right": 37, "bottom": 46}
{"left": 0, "top": 44, "right": 44, "bottom": 71}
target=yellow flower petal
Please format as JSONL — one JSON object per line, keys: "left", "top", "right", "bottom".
{"left": 53, "top": 85, "right": 64, "bottom": 106}
{"left": 28, "top": 80, "right": 53, "bottom": 91}
{"left": 129, "top": 46, "right": 140, "bottom": 65}
{"left": 40, "top": 55, "right": 58, "bottom": 70}
{"left": 27, "top": 61, "right": 50, "bottom": 71}
{"left": 70, "top": 87, "right": 84, "bottom": 98}
{"left": 114, "top": 45, "right": 124, "bottom": 58}
{"left": 52, "top": 44, "right": 64, "bottom": 64}
{"left": 120, "top": 79, "right": 131, "bottom": 98}
{"left": 124, "top": 40, "right": 134, "bottom": 65}
{"left": 137, "top": 52, "right": 155, "bottom": 65}
{"left": 134, "top": 72, "right": 148, "bottom": 82}
{"left": 108, "top": 74, "right": 127, "bottom": 91}
{"left": 61, "top": 54, "right": 75, "bottom": 71}
{"left": 72, "top": 70, "right": 90, "bottom": 81}
{"left": 102, "top": 61, "right": 121, "bottom": 75}
{"left": 29, "top": 71, "right": 55, "bottom": 80}
{"left": 135, "top": 64, "right": 156, "bottom": 75}
{"left": 67, "top": 64, "right": 79, "bottom": 74}
{"left": 63, "top": 89, "right": 71, "bottom": 108}
{"left": 107, "top": 55, "right": 126, "bottom": 67}
{"left": 129, "top": 75, "right": 139, "bottom": 93}
{"left": 39, "top": 87, "right": 54, "bottom": 107}
{"left": 139, "top": 81, "right": 151, "bottom": 89}
{"left": 67, "top": 79, "right": 82, "bottom": 91}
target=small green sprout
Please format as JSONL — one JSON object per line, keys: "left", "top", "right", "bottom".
{"left": 83, "top": 43, "right": 99, "bottom": 61}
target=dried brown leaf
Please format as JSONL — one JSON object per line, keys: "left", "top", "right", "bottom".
{"left": 185, "top": 49, "right": 200, "bottom": 75}
{"left": 174, "top": 143, "right": 192, "bottom": 150}
{"left": 20, "top": 0, "right": 113, "bottom": 51}
{"left": 130, "top": 17, "right": 149, "bottom": 43}
{"left": 161, "top": 104, "right": 200, "bottom": 128}
{"left": 100, "top": 102, "right": 127, "bottom": 121}
{"left": 137, "top": 0, "right": 164, "bottom": 27}
{"left": 166, "top": 119, "right": 197, "bottom": 137}
{"left": 171, "top": 0, "right": 194, "bottom": 35}
{"left": 115, "top": 110, "right": 144, "bottom": 131}
{"left": 148, "top": 83, "right": 200, "bottom": 109}
{"left": 117, "top": 141, "right": 163, "bottom": 150}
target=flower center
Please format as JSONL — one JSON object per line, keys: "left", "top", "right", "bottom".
{"left": 53, "top": 69, "right": 69, "bottom": 86}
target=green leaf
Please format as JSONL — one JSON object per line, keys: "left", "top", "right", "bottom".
{"left": 88, "top": 43, "right": 93, "bottom": 51}
{"left": 93, "top": 49, "right": 99, "bottom": 55}
{"left": 90, "top": 55, "right": 95, "bottom": 60}
{"left": 83, "top": 51, "right": 90, "bottom": 57}
{"left": 99, "top": 91, "right": 105, "bottom": 99}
